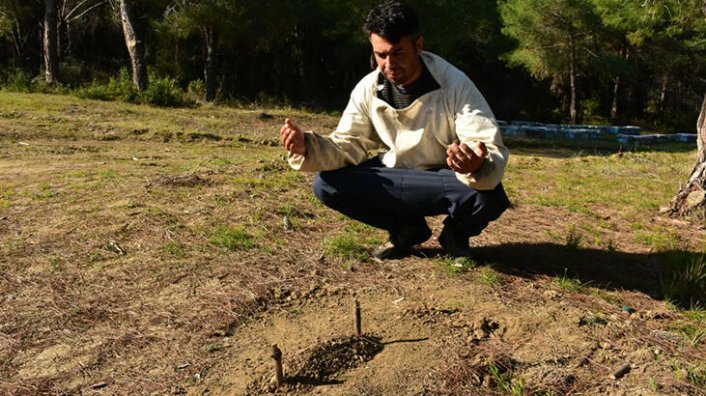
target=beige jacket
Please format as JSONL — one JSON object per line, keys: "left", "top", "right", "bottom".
{"left": 288, "top": 51, "right": 508, "bottom": 190}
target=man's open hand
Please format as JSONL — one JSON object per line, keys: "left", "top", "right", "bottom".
{"left": 280, "top": 118, "right": 306, "bottom": 156}
{"left": 446, "top": 141, "right": 487, "bottom": 174}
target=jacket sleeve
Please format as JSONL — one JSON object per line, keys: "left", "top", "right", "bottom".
{"left": 452, "top": 79, "right": 509, "bottom": 190}
{"left": 288, "top": 88, "right": 384, "bottom": 172}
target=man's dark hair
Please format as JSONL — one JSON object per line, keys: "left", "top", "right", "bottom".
{"left": 363, "top": 1, "right": 420, "bottom": 44}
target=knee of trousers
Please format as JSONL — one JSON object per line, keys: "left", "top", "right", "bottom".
{"left": 473, "top": 187, "right": 511, "bottom": 223}
{"left": 452, "top": 186, "right": 510, "bottom": 225}
{"left": 452, "top": 192, "right": 509, "bottom": 237}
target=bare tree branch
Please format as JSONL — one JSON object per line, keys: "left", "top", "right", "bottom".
{"left": 65, "top": 0, "right": 108, "bottom": 23}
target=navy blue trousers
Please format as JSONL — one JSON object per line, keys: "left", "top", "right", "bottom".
{"left": 313, "top": 157, "right": 510, "bottom": 239}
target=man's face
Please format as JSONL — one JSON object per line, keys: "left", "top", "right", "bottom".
{"left": 370, "top": 33, "right": 424, "bottom": 87}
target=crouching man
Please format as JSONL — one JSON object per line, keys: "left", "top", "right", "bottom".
{"left": 280, "top": 1, "right": 510, "bottom": 260}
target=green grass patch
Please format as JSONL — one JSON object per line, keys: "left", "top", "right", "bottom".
{"left": 635, "top": 226, "right": 681, "bottom": 251}
{"left": 507, "top": 148, "right": 692, "bottom": 225}
{"left": 670, "top": 321, "right": 706, "bottom": 347}
{"left": 323, "top": 233, "right": 370, "bottom": 262}
{"left": 674, "top": 360, "right": 706, "bottom": 389}
{"left": 322, "top": 225, "right": 382, "bottom": 262}
{"left": 440, "top": 256, "right": 477, "bottom": 275}
{"left": 687, "top": 364, "right": 706, "bottom": 388}
{"left": 76, "top": 69, "right": 188, "bottom": 107}
{"left": 32, "top": 182, "right": 57, "bottom": 200}
{"left": 164, "top": 242, "right": 186, "bottom": 257}
{"left": 99, "top": 169, "right": 118, "bottom": 179}
{"left": 662, "top": 252, "right": 706, "bottom": 309}
{"left": 0, "top": 187, "right": 13, "bottom": 210}
{"left": 211, "top": 225, "right": 258, "bottom": 251}
{"left": 476, "top": 266, "right": 503, "bottom": 286}
{"left": 565, "top": 225, "right": 584, "bottom": 250}
{"left": 489, "top": 364, "right": 526, "bottom": 396}
{"left": 554, "top": 268, "right": 590, "bottom": 293}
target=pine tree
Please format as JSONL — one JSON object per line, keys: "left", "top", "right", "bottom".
{"left": 500, "top": 0, "right": 601, "bottom": 123}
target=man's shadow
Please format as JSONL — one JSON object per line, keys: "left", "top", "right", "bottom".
{"left": 418, "top": 243, "right": 704, "bottom": 307}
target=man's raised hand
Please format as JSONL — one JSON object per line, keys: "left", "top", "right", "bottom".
{"left": 446, "top": 141, "right": 487, "bottom": 174}
{"left": 280, "top": 118, "right": 306, "bottom": 156}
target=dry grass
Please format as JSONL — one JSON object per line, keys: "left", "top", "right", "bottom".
{"left": 0, "top": 92, "right": 704, "bottom": 394}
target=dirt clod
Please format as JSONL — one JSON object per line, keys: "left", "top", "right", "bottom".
{"left": 469, "top": 317, "right": 502, "bottom": 342}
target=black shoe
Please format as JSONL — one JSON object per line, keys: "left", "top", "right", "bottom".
{"left": 373, "top": 224, "right": 432, "bottom": 260}
{"left": 438, "top": 223, "right": 473, "bottom": 258}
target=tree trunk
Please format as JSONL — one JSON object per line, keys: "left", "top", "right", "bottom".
{"left": 611, "top": 46, "right": 629, "bottom": 121}
{"left": 119, "top": 0, "right": 148, "bottom": 91}
{"left": 202, "top": 27, "right": 217, "bottom": 102}
{"left": 659, "top": 73, "right": 668, "bottom": 112}
{"left": 43, "top": 0, "right": 59, "bottom": 84}
{"left": 569, "top": 34, "right": 578, "bottom": 124}
{"left": 11, "top": 19, "right": 23, "bottom": 60}
{"left": 669, "top": 2, "right": 706, "bottom": 219}
{"left": 669, "top": 92, "right": 706, "bottom": 219}
{"left": 611, "top": 75, "right": 621, "bottom": 121}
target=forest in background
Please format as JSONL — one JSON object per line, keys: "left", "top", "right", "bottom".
{"left": 1, "top": 0, "right": 706, "bottom": 132}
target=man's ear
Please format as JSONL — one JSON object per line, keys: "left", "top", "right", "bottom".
{"left": 416, "top": 36, "right": 425, "bottom": 54}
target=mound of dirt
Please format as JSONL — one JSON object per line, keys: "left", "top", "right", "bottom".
{"left": 246, "top": 335, "right": 384, "bottom": 395}
{"left": 149, "top": 173, "right": 210, "bottom": 188}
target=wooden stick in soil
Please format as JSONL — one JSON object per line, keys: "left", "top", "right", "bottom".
{"left": 355, "top": 299, "right": 362, "bottom": 337}
{"left": 271, "top": 344, "right": 284, "bottom": 387}
{"left": 610, "top": 362, "right": 631, "bottom": 379}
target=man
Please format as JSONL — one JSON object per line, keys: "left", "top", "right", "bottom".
{"left": 280, "top": 1, "right": 510, "bottom": 260}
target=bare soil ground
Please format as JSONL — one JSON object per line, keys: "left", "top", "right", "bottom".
{"left": 0, "top": 92, "right": 704, "bottom": 395}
